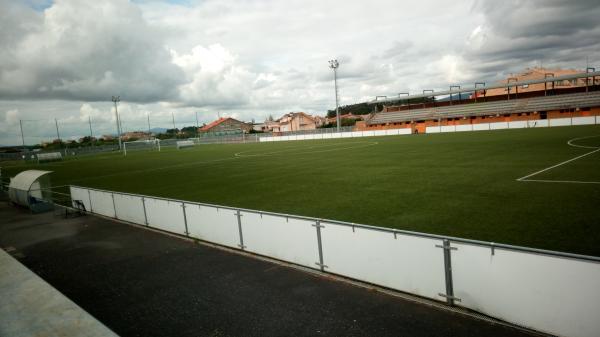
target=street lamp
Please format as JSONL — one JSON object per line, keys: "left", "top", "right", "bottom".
{"left": 329, "top": 59, "right": 340, "bottom": 132}
{"left": 112, "top": 96, "right": 122, "bottom": 150}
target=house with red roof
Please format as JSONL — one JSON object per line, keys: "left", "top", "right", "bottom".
{"left": 271, "top": 112, "right": 320, "bottom": 132}
{"left": 199, "top": 117, "right": 252, "bottom": 134}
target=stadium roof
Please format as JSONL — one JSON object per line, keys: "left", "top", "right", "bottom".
{"left": 368, "top": 70, "right": 600, "bottom": 105}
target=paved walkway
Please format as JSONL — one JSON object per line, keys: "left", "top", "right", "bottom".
{"left": 0, "top": 202, "right": 538, "bottom": 337}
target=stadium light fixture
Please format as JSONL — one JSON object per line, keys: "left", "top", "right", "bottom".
{"left": 474, "top": 82, "right": 486, "bottom": 102}
{"left": 398, "top": 92, "right": 409, "bottom": 110}
{"left": 586, "top": 67, "right": 596, "bottom": 92}
{"left": 329, "top": 59, "right": 340, "bottom": 132}
{"left": 449, "top": 86, "right": 460, "bottom": 105}
{"left": 423, "top": 90, "right": 434, "bottom": 108}
{"left": 112, "top": 96, "right": 122, "bottom": 150}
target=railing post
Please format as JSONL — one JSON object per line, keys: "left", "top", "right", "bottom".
{"left": 111, "top": 192, "right": 117, "bottom": 218}
{"left": 436, "top": 239, "right": 460, "bottom": 305}
{"left": 181, "top": 202, "right": 189, "bottom": 236}
{"left": 235, "top": 209, "right": 246, "bottom": 249}
{"left": 87, "top": 189, "right": 93, "bottom": 213}
{"left": 312, "top": 220, "right": 327, "bottom": 271}
{"left": 141, "top": 197, "right": 148, "bottom": 226}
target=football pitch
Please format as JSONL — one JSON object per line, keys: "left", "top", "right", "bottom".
{"left": 4, "top": 125, "right": 600, "bottom": 256}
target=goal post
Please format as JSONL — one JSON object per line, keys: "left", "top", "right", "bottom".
{"left": 123, "top": 139, "right": 160, "bottom": 156}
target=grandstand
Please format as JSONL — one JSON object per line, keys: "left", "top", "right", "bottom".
{"left": 366, "top": 70, "right": 600, "bottom": 133}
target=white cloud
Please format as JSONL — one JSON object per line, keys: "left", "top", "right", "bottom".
{"left": 0, "top": 0, "right": 599, "bottom": 145}
{"left": 4, "top": 109, "right": 19, "bottom": 125}
{"left": 171, "top": 44, "right": 254, "bottom": 107}
{"left": 0, "top": 0, "right": 184, "bottom": 102}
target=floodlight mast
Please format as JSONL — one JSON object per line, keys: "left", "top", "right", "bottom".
{"left": 112, "top": 96, "right": 122, "bottom": 150}
{"left": 329, "top": 59, "right": 340, "bottom": 132}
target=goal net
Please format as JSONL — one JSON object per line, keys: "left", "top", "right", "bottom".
{"left": 123, "top": 139, "right": 161, "bottom": 156}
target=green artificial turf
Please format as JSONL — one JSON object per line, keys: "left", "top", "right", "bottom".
{"left": 3, "top": 125, "right": 600, "bottom": 256}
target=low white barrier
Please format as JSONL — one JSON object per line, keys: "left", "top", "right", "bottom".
{"left": 455, "top": 124, "right": 473, "bottom": 132}
{"left": 320, "top": 222, "right": 446, "bottom": 301}
{"left": 89, "top": 189, "right": 115, "bottom": 218}
{"left": 472, "top": 123, "right": 490, "bottom": 131}
{"left": 440, "top": 125, "right": 456, "bottom": 133}
{"left": 186, "top": 204, "right": 240, "bottom": 248}
{"left": 424, "top": 116, "right": 597, "bottom": 134}
{"left": 508, "top": 121, "right": 528, "bottom": 129}
{"left": 261, "top": 116, "right": 598, "bottom": 141}
{"left": 114, "top": 193, "right": 146, "bottom": 224}
{"left": 452, "top": 242, "right": 600, "bottom": 337}
{"left": 259, "top": 128, "right": 412, "bottom": 142}
{"left": 549, "top": 118, "right": 571, "bottom": 127}
{"left": 527, "top": 120, "right": 548, "bottom": 128}
{"left": 69, "top": 185, "right": 600, "bottom": 337}
{"left": 489, "top": 122, "right": 509, "bottom": 130}
{"left": 177, "top": 140, "right": 194, "bottom": 150}
{"left": 36, "top": 152, "right": 62, "bottom": 163}
{"left": 388, "top": 128, "right": 412, "bottom": 136}
{"left": 242, "top": 212, "right": 318, "bottom": 268}
{"left": 572, "top": 116, "right": 595, "bottom": 125}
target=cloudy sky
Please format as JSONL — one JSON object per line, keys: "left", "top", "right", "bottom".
{"left": 0, "top": 0, "right": 599, "bottom": 145}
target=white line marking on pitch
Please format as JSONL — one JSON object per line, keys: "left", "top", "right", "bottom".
{"left": 518, "top": 179, "right": 600, "bottom": 184}
{"left": 516, "top": 135, "right": 600, "bottom": 184}
{"left": 567, "top": 135, "right": 600, "bottom": 149}
{"left": 516, "top": 148, "right": 600, "bottom": 181}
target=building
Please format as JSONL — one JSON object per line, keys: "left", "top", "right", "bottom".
{"left": 121, "top": 131, "right": 150, "bottom": 141}
{"left": 478, "top": 67, "right": 599, "bottom": 98}
{"left": 199, "top": 117, "right": 252, "bottom": 134}
{"left": 360, "top": 67, "right": 600, "bottom": 134}
{"left": 326, "top": 113, "right": 365, "bottom": 124}
{"left": 272, "top": 112, "right": 318, "bottom": 133}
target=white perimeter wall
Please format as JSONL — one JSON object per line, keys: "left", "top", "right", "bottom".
{"left": 452, "top": 243, "right": 600, "bottom": 337}
{"left": 259, "top": 128, "right": 411, "bottom": 142}
{"left": 261, "top": 117, "right": 598, "bottom": 142}
{"left": 426, "top": 117, "right": 597, "bottom": 135}
{"left": 320, "top": 222, "right": 446, "bottom": 301}
{"left": 69, "top": 186, "right": 600, "bottom": 337}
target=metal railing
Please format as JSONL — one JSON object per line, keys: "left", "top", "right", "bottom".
{"left": 36, "top": 184, "right": 600, "bottom": 337}
{"left": 68, "top": 185, "right": 600, "bottom": 263}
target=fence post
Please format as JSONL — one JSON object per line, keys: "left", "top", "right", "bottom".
{"left": 181, "top": 202, "right": 189, "bottom": 236}
{"left": 312, "top": 220, "right": 327, "bottom": 271}
{"left": 141, "top": 197, "right": 148, "bottom": 226}
{"left": 436, "top": 239, "right": 460, "bottom": 305}
{"left": 235, "top": 209, "right": 246, "bottom": 249}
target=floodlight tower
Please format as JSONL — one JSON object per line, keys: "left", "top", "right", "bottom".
{"left": 112, "top": 96, "right": 122, "bottom": 150}
{"left": 329, "top": 59, "right": 341, "bottom": 132}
